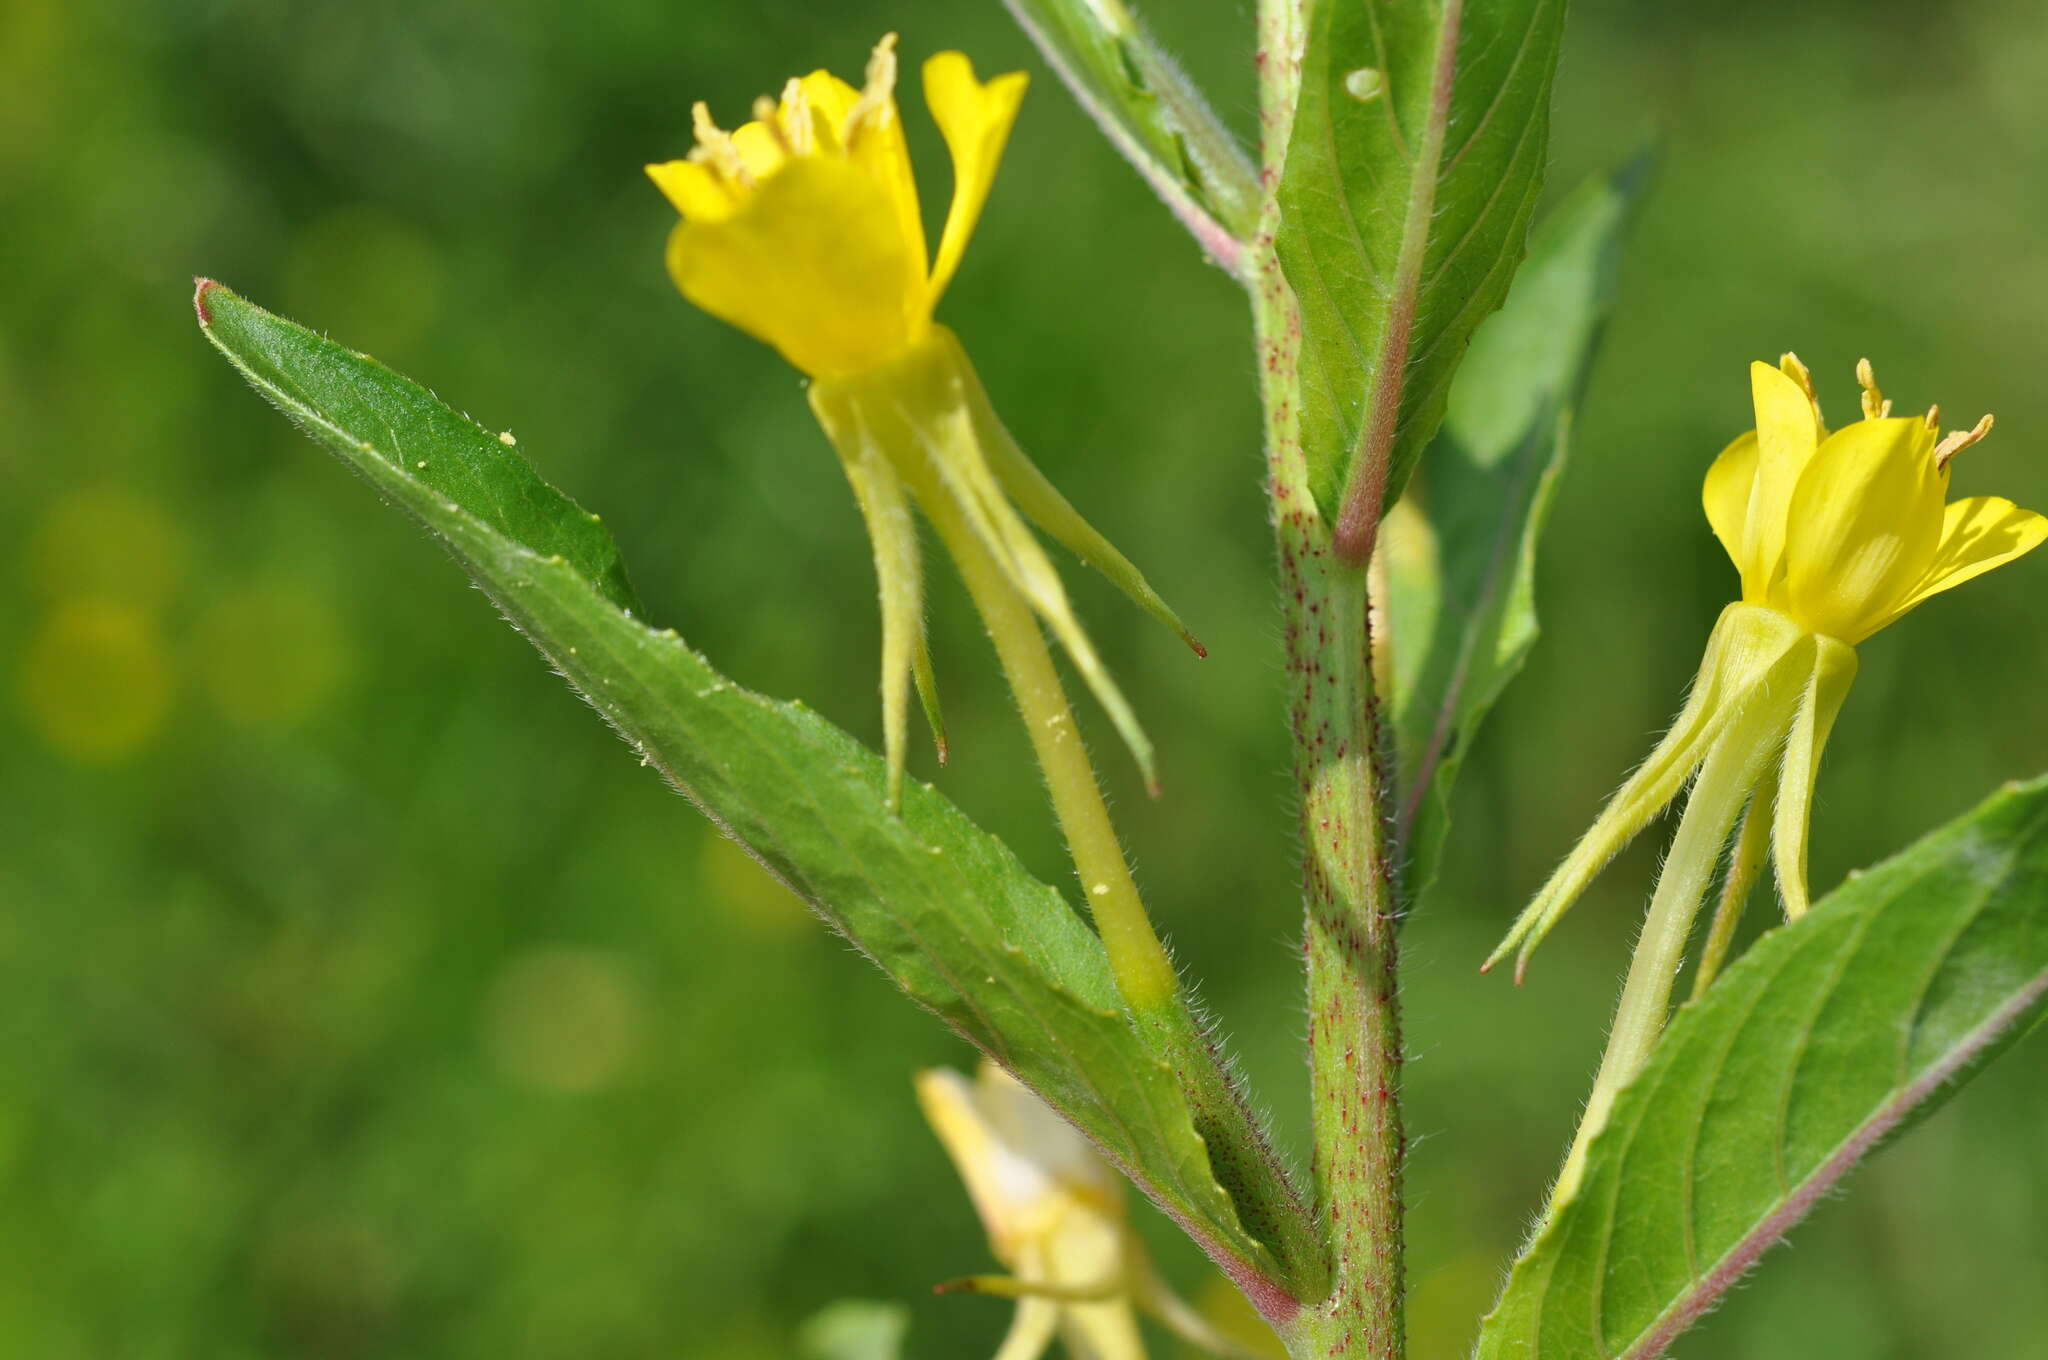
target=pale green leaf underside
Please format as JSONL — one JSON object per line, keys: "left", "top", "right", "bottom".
{"left": 1278, "top": 0, "right": 1567, "bottom": 533}
{"left": 1477, "top": 775, "right": 2048, "bottom": 1359}
{"left": 195, "top": 281, "right": 1280, "bottom": 1287}
{"left": 1388, "top": 158, "right": 1648, "bottom": 895}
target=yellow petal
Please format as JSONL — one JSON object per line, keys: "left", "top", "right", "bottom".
{"left": 1743, "top": 360, "right": 1822, "bottom": 593}
{"left": 728, "top": 118, "right": 790, "bottom": 181}
{"left": 1054, "top": 1297, "right": 1149, "bottom": 1360}
{"left": 970, "top": 1064, "right": 1121, "bottom": 1209}
{"left": 993, "top": 1295, "right": 1060, "bottom": 1360}
{"left": 1702, "top": 430, "right": 1759, "bottom": 586}
{"left": 1876, "top": 495, "right": 2048, "bottom": 626}
{"left": 796, "top": 70, "right": 863, "bottom": 150}
{"left": 923, "top": 52, "right": 1029, "bottom": 306}
{"left": 917, "top": 1068, "right": 1036, "bottom": 1262}
{"left": 665, "top": 155, "right": 926, "bottom": 378}
{"left": 840, "top": 40, "right": 928, "bottom": 286}
{"left": 645, "top": 159, "right": 735, "bottom": 220}
{"left": 1780, "top": 416, "right": 1945, "bottom": 640}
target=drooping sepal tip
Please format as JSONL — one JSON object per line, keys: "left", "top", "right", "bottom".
{"left": 1483, "top": 604, "right": 1811, "bottom": 982}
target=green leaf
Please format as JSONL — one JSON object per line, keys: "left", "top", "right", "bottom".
{"left": 797, "top": 1301, "right": 910, "bottom": 1360}
{"left": 1003, "top": 0, "right": 1258, "bottom": 245}
{"left": 195, "top": 281, "right": 1292, "bottom": 1297}
{"left": 1475, "top": 775, "right": 2048, "bottom": 1360}
{"left": 1277, "top": 0, "right": 1568, "bottom": 556}
{"left": 1386, "top": 158, "right": 1649, "bottom": 895}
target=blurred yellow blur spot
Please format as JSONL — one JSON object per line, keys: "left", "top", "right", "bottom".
{"left": 196, "top": 580, "right": 354, "bottom": 728}
{"left": 281, "top": 206, "right": 446, "bottom": 358}
{"left": 14, "top": 597, "right": 172, "bottom": 763}
{"left": 700, "top": 828, "right": 809, "bottom": 934}
{"left": 480, "top": 946, "right": 645, "bottom": 1094}
{"left": 21, "top": 487, "right": 189, "bottom": 612}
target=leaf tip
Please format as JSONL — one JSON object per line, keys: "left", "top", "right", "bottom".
{"left": 193, "top": 277, "right": 221, "bottom": 327}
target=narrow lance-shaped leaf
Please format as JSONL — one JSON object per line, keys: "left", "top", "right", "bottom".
{"left": 1003, "top": 0, "right": 1259, "bottom": 253}
{"left": 1475, "top": 774, "right": 2048, "bottom": 1360}
{"left": 193, "top": 281, "right": 1304, "bottom": 1308}
{"left": 1384, "top": 158, "right": 1649, "bottom": 896}
{"left": 1278, "top": 0, "right": 1567, "bottom": 559}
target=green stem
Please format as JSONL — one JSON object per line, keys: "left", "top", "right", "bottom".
{"left": 911, "top": 458, "right": 1178, "bottom": 1012}
{"left": 1550, "top": 697, "right": 1788, "bottom": 1210}
{"left": 1256, "top": 2, "right": 1406, "bottom": 1353}
{"left": 908, "top": 452, "right": 1328, "bottom": 1303}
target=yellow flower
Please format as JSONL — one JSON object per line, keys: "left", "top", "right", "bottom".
{"left": 916, "top": 1062, "right": 1271, "bottom": 1360}
{"left": 1490, "top": 356, "right": 2046, "bottom": 1210}
{"left": 646, "top": 35, "right": 1026, "bottom": 381}
{"left": 1705, "top": 355, "right": 2044, "bottom": 642}
{"left": 646, "top": 37, "right": 1201, "bottom": 814}
{"left": 1489, "top": 356, "right": 2046, "bottom": 979}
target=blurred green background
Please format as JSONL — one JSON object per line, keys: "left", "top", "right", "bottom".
{"left": 5, "top": 0, "right": 2047, "bottom": 1355}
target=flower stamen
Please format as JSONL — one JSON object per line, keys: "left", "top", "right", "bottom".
{"left": 1855, "top": 356, "right": 1892, "bottom": 420}
{"left": 1779, "top": 351, "right": 1824, "bottom": 430}
{"left": 846, "top": 33, "right": 900, "bottom": 150}
{"left": 1778, "top": 351, "right": 1816, "bottom": 399}
{"left": 778, "top": 78, "right": 814, "bottom": 156}
{"left": 750, "top": 95, "right": 794, "bottom": 156}
{"left": 1935, "top": 412, "right": 1995, "bottom": 468}
{"left": 688, "top": 102, "right": 750, "bottom": 188}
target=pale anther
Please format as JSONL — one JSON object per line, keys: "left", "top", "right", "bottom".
{"left": 846, "top": 32, "right": 900, "bottom": 148}
{"left": 751, "top": 96, "right": 795, "bottom": 155}
{"left": 1778, "top": 352, "right": 1816, "bottom": 400}
{"left": 1855, "top": 357, "right": 1891, "bottom": 421}
{"left": 689, "top": 102, "right": 750, "bottom": 185}
{"left": 1780, "top": 351, "right": 1823, "bottom": 428}
{"left": 779, "top": 78, "right": 814, "bottom": 156}
{"left": 1935, "top": 413, "right": 1994, "bottom": 467}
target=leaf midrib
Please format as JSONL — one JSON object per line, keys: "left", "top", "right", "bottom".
{"left": 1332, "top": 0, "right": 1467, "bottom": 563}
{"left": 1605, "top": 834, "right": 2041, "bottom": 1359}
{"left": 1621, "top": 965, "right": 2048, "bottom": 1360}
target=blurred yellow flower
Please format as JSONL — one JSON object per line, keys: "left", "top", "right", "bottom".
{"left": 646, "top": 35, "right": 1025, "bottom": 381}
{"left": 917, "top": 1063, "right": 1265, "bottom": 1360}
{"left": 15, "top": 597, "right": 173, "bottom": 764}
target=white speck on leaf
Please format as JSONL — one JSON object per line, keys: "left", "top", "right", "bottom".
{"left": 1345, "top": 67, "right": 1385, "bottom": 100}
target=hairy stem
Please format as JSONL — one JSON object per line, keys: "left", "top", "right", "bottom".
{"left": 909, "top": 454, "right": 1328, "bottom": 1309}
{"left": 1550, "top": 693, "right": 1790, "bottom": 1210}
{"left": 1256, "top": 2, "right": 1406, "bottom": 1353}
{"left": 912, "top": 460, "right": 1177, "bottom": 1011}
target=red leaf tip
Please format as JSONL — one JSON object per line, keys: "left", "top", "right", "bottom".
{"left": 193, "top": 278, "right": 220, "bottom": 326}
